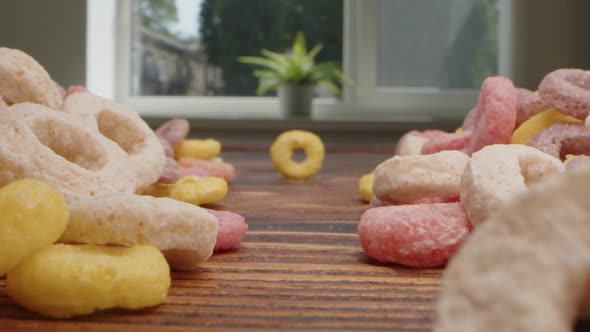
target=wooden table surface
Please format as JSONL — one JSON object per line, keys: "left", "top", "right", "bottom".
{"left": 2, "top": 148, "right": 590, "bottom": 331}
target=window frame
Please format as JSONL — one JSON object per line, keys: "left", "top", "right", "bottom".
{"left": 87, "top": 0, "right": 513, "bottom": 122}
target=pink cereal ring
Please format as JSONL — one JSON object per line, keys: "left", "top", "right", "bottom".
{"left": 539, "top": 69, "right": 590, "bottom": 120}
{"left": 528, "top": 123, "right": 590, "bottom": 160}
{"left": 178, "top": 157, "right": 236, "bottom": 182}
{"left": 205, "top": 209, "right": 248, "bottom": 252}
{"left": 155, "top": 118, "right": 190, "bottom": 149}
{"left": 461, "top": 107, "right": 477, "bottom": 131}
{"left": 465, "top": 76, "right": 517, "bottom": 155}
{"left": 358, "top": 203, "right": 472, "bottom": 268}
{"left": 158, "top": 157, "right": 179, "bottom": 184}
{"left": 515, "top": 88, "right": 550, "bottom": 127}
{"left": 420, "top": 131, "right": 472, "bottom": 155}
{"left": 177, "top": 166, "right": 209, "bottom": 178}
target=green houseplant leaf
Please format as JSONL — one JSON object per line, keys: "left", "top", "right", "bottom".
{"left": 238, "top": 32, "right": 349, "bottom": 96}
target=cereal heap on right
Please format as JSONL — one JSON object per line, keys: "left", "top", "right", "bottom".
{"left": 358, "top": 69, "right": 590, "bottom": 268}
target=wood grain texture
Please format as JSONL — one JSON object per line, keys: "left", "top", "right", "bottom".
{"left": 1, "top": 149, "right": 590, "bottom": 331}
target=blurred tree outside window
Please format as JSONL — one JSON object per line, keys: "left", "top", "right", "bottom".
{"left": 132, "top": 0, "right": 343, "bottom": 96}
{"left": 131, "top": 0, "right": 497, "bottom": 97}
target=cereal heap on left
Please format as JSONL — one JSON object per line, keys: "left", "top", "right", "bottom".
{"left": 0, "top": 47, "right": 247, "bottom": 318}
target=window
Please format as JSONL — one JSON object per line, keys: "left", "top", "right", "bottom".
{"left": 88, "top": 0, "right": 511, "bottom": 120}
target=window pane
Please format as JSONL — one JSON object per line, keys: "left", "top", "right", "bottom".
{"left": 377, "top": 0, "right": 498, "bottom": 89}
{"left": 131, "top": 0, "right": 343, "bottom": 96}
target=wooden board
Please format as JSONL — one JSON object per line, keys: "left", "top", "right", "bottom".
{"left": 1, "top": 150, "right": 590, "bottom": 331}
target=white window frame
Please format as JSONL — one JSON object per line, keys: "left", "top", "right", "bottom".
{"left": 87, "top": 0, "right": 512, "bottom": 122}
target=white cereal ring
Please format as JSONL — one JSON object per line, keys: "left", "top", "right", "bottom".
{"left": 60, "top": 193, "right": 218, "bottom": 271}
{"left": 0, "top": 103, "right": 136, "bottom": 204}
{"left": 460, "top": 144, "right": 563, "bottom": 227}
{"left": 394, "top": 131, "right": 429, "bottom": 156}
{"left": 373, "top": 151, "right": 470, "bottom": 203}
{"left": 0, "top": 48, "right": 62, "bottom": 109}
{"left": 435, "top": 168, "right": 590, "bottom": 332}
{"left": 61, "top": 92, "right": 165, "bottom": 188}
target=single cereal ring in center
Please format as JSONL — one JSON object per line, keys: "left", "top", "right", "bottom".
{"left": 270, "top": 130, "right": 325, "bottom": 179}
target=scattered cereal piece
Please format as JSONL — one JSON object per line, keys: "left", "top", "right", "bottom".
{"left": 61, "top": 193, "right": 218, "bottom": 270}
{"left": 528, "top": 123, "right": 590, "bottom": 159}
{"left": 7, "top": 244, "right": 170, "bottom": 318}
{"left": 510, "top": 108, "right": 581, "bottom": 145}
{"left": 358, "top": 172, "right": 374, "bottom": 202}
{"left": 205, "top": 209, "right": 248, "bottom": 252}
{"left": 144, "top": 176, "right": 228, "bottom": 206}
{"left": 515, "top": 88, "right": 551, "bottom": 128}
{"left": 155, "top": 118, "right": 190, "bottom": 149}
{"left": 0, "top": 48, "right": 62, "bottom": 109}
{"left": 270, "top": 130, "right": 325, "bottom": 179}
{"left": 374, "top": 151, "right": 469, "bottom": 203}
{"left": 421, "top": 131, "right": 472, "bottom": 155}
{"left": 539, "top": 68, "right": 590, "bottom": 120}
{"left": 460, "top": 144, "right": 564, "bottom": 226}
{"left": 465, "top": 76, "right": 517, "bottom": 155}
{"left": 178, "top": 157, "right": 237, "bottom": 182}
{"left": 0, "top": 179, "right": 68, "bottom": 276}
{"left": 358, "top": 203, "right": 472, "bottom": 268}
{"left": 175, "top": 139, "right": 222, "bottom": 160}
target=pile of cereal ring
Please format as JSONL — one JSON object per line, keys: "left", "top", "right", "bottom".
{"left": 358, "top": 69, "right": 590, "bottom": 269}
{"left": 0, "top": 48, "right": 247, "bottom": 318}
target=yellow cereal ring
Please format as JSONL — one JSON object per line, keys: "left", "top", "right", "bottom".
{"left": 510, "top": 108, "right": 581, "bottom": 145}
{"left": 175, "top": 139, "right": 221, "bottom": 160}
{"left": 270, "top": 130, "right": 325, "bottom": 179}
{"left": 0, "top": 179, "right": 68, "bottom": 276}
{"left": 7, "top": 244, "right": 170, "bottom": 318}
{"left": 359, "top": 172, "right": 374, "bottom": 202}
{"left": 143, "top": 176, "right": 228, "bottom": 205}
{"left": 455, "top": 127, "right": 463, "bottom": 133}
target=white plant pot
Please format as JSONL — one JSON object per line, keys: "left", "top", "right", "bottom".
{"left": 278, "top": 84, "right": 314, "bottom": 119}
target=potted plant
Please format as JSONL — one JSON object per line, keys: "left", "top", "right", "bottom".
{"left": 238, "top": 32, "right": 347, "bottom": 118}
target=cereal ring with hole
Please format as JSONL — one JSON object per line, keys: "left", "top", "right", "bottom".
{"left": 539, "top": 68, "right": 590, "bottom": 120}
{"left": 528, "top": 123, "right": 590, "bottom": 160}
{"left": 359, "top": 172, "right": 374, "bottom": 202}
{"left": 510, "top": 108, "right": 581, "bottom": 145}
{"left": 460, "top": 144, "right": 563, "bottom": 227}
{"left": 155, "top": 118, "right": 190, "bottom": 149}
{"left": 270, "top": 130, "right": 325, "bottom": 179}
{"left": 465, "top": 76, "right": 517, "bottom": 155}
{"left": 143, "top": 176, "right": 228, "bottom": 206}
{"left": 0, "top": 48, "right": 62, "bottom": 109}
{"left": 435, "top": 168, "right": 590, "bottom": 332}
{"left": 178, "top": 157, "right": 237, "bottom": 182}
{"left": 175, "top": 139, "right": 221, "bottom": 161}
{"left": 373, "top": 151, "right": 470, "bottom": 203}
{"left": 421, "top": 131, "right": 472, "bottom": 155}
{"left": 7, "top": 244, "right": 170, "bottom": 318}
{"left": 0, "top": 179, "right": 68, "bottom": 276}
{"left": 61, "top": 92, "right": 165, "bottom": 189}
{"left": 60, "top": 193, "right": 218, "bottom": 270}
{"left": 515, "top": 88, "right": 551, "bottom": 128}
{"left": 0, "top": 103, "right": 135, "bottom": 204}
{"left": 358, "top": 203, "right": 472, "bottom": 268}
{"left": 205, "top": 209, "right": 248, "bottom": 252}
